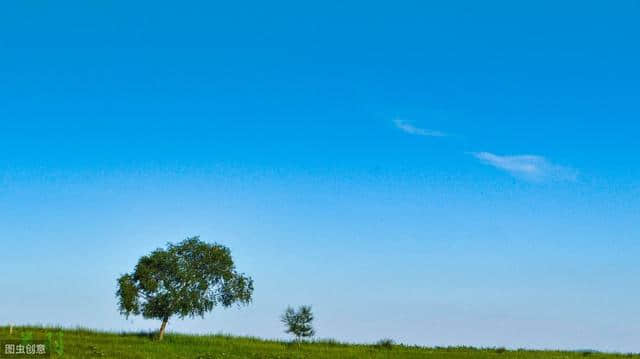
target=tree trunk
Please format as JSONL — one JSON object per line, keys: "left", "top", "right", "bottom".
{"left": 158, "top": 318, "right": 169, "bottom": 341}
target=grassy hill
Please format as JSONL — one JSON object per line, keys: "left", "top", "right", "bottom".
{"left": 0, "top": 326, "right": 634, "bottom": 359}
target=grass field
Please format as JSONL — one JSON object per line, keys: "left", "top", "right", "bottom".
{"left": 0, "top": 326, "right": 635, "bottom": 359}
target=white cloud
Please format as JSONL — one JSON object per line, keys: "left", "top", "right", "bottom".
{"left": 473, "top": 152, "right": 577, "bottom": 182}
{"left": 393, "top": 119, "right": 446, "bottom": 137}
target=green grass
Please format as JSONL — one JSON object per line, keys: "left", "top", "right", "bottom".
{"left": 0, "top": 326, "right": 635, "bottom": 359}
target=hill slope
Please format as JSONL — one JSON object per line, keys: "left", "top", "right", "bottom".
{"left": 0, "top": 326, "right": 633, "bottom": 359}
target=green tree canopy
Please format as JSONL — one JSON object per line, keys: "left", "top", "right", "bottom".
{"left": 281, "top": 305, "right": 315, "bottom": 344}
{"left": 116, "top": 236, "right": 254, "bottom": 340}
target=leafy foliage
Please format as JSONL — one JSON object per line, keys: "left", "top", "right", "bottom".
{"left": 375, "top": 338, "right": 395, "bottom": 349}
{"left": 20, "top": 331, "right": 33, "bottom": 346}
{"left": 46, "top": 331, "right": 65, "bottom": 356}
{"left": 281, "top": 306, "right": 315, "bottom": 342}
{"left": 116, "top": 236, "right": 254, "bottom": 338}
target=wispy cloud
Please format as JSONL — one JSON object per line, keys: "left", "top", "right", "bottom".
{"left": 472, "top": 152, "right": 577, "bottom": 182}
{"left": 393, "top": 119, "right": 446, "bottom": 137}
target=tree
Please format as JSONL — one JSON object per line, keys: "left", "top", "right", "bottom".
{"left": 116, "top": 236, "right": 254, "bottom": 340}
{"left": 281, "top": 305, "right": 315, "bottom": 346}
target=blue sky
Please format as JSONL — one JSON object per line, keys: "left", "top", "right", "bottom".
{"left": 1, "top": 0, "right": 639, "bottom": 352}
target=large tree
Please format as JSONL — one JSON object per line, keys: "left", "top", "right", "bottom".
{"left": 116, "top": 236, "right": 254, "bottom": 340}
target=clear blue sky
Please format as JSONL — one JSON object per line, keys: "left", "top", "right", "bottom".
{"left": 1, "top": 1, "right": 639, "bottom": 352}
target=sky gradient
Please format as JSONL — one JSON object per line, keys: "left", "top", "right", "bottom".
{"left": 1, "top": 1, "right": 639, "bottom": 353}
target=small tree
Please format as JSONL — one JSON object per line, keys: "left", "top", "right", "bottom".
{"left": 116, "top": 236, "right": 254, "bottom": 340}
{"left": 281, "top": 305, "right": 315, "bottom": 346}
